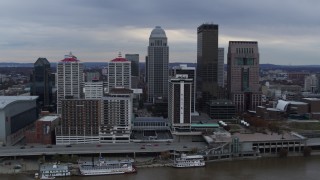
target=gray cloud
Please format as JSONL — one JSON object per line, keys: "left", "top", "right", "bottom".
{"left": 0, "top": 0, "right": 319, "bottom": 64}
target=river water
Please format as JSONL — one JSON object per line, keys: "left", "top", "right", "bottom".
{"left": 4, "top": 156, "right": 320, "bottom": 180}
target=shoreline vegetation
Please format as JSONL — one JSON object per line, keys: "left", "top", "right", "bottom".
{"left": 1, "top": 152, "right": 319, "bottom": 176}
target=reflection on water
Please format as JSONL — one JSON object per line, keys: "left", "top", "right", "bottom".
{"left": 4, "top": 156, "right": 320, "bottom": 180}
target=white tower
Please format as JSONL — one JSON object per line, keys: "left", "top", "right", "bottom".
{"left": 57, "top": 52, "right": 83, "bottom": 114}
{"left": 108, "top": 53, "right": 131, "bottom": 91}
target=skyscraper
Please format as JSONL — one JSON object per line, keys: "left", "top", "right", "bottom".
{"left": 197, "top": 23, "right": 219, "bottom": 103}
{"left": 108, "top": 54, "right": 131, "bottom": 90}
{"left": 172, "top": 64, "right": 196, "bottom": 114}
{"left": 227, "top": 41, "right": 261, "bottom": 112}
{"left": 168, "top": 75, "right": 192, "bottom": 131}
{"left": 57, "top": 52, "right": 84, "bottom": 114}
{"left": 125, "top": 54, "right": 139, "bottom": 77}
{"left": 30, "top": 57, "right": 53, "bottom": 109}
{"left": 147, "top": 26, "right": 169, "bottom": 103}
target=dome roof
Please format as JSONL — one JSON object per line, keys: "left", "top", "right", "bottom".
{"left": 150, "top": 26, "right": 167, "bottom": 38}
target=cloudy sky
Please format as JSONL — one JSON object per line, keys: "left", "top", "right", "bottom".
{"left": 0, "top": 0, "right": 319, "bottom": 65}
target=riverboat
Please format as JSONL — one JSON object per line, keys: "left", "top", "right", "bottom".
{"left": 173, "top": 153, "right": 205, "bottom": 168}
{"left": 78, "top": 157, "right": 136, "bottom": 176}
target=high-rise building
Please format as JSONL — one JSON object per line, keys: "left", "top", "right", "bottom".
{"left": 227, "top": 41, "right": 261, "bottom": 112}
{"left": 57, "top": 52, "right": 84, "bottom": 114}
{"left": 108, "top": 54, "right": 131, "bottom": 90}
{"left": 218, "top": 48, "right": 224, "bottom": 88}
{"left": 100, "top": 88, "right": 133, "bottom": 143}
{"left": 55, "top": 99, "right": 101, "bottom": 144}
{"left": 147, "top": 26, "right": 169, "bottom": 103}
{"left": 168, "top": 75, "right": 192, "bottom": 131}
{"left": 125, "top": 54, "right": 139, "bottom": 77}
{"left": 172, "top": 64, "right": 196, "bottom": 114}
{"left": 197, "top": 23, "right": 219, "bottom": 103}
{"left": 30, "top": 58, "right": 53, "bottom": 109}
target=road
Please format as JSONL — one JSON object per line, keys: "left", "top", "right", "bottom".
{"left": 0, "top": 142, "right": 207, "bottom": 157}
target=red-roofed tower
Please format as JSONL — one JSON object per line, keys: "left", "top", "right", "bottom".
{"left": 57, "top": 52, "right": 84, "bottom": 114}
{"left": 107, "top": 52, "right": 131, "bottom": 91}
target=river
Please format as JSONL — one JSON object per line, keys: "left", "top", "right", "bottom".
{"left": 3, "top": 156, "right": 320, "bottom": 180}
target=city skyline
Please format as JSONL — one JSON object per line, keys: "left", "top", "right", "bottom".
{"left": 0, "top": 0, "right": 319, "bottom": 65}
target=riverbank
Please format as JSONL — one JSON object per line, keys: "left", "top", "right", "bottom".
{"left": 1, "top": 152, "right": 319, "bottom": 175}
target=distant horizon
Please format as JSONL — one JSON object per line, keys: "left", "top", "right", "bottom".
{"left": 1, "top": 61, "right": 320, "bottom": 67}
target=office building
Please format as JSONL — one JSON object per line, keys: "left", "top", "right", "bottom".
{"left": 168, "top": 75, "right": 192, "bottom": 131}
{"left": 197, "top": 23, "right": 219, "bottom": 102}
{"left": 227, "top": 41, "right": 261, "bottom": 112}
{"left": 147, "top": 26, "right": 169, "bottom": 103}
{"left": 108, "top": 54, "right": 131, "bottom": 90}
{"left": 125, "top": 54, "right": 140, "bottom": 77}
{"left": 57, "top": 52, "right": 83, "bottom": 114}
{"left": 206, "top": 100, "right": 236, "bottom": 120}
{"left": 30, "top": 57, "right": 53, "bottom": 109}
{"left": 172, "top": 64, "right": 196, "bottom": 114}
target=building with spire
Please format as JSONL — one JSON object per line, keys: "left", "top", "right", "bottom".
{"left": 147, "top": 26, "right": 169, "bottom": 103}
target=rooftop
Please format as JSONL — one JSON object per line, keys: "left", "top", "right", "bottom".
{"left": 109, "top": 88, "right": 133, "bottom": 94}
{"left": 39, "top": 115, "right": 59, "bottom": 122}
{"left": 233, "top": 132, "right": 305, "bottom": 142}
{"left": 0, "top": 96, "right": 38, "bottom": 110}
{"left": 150, "top": 26, "right": 167, "bottom": 38}
{"left": 134, "top": 117, "right": 167, "bottom": 122}
{"left": 60, "top": 52, "right": 79, "bottom": 63}
{"left": 303, "top": 98, "right": 320, "bottom": 101}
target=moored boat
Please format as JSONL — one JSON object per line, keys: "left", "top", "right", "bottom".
{"left": 173, "top": 153, "right": 205, "bottom": 168}
{"left": 40, "top": 174, "right": 55, "bottom": 180}
{"left": 78, "top": 157, "right": 137, "bottom": 176}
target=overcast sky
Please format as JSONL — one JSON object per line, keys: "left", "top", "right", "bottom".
{"left": 0, "top": 0, "right": 319, "bottom": 65}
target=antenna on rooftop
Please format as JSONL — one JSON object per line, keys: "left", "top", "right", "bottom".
{"left": 118, "top": 52, "right": 122, "bottom": 58}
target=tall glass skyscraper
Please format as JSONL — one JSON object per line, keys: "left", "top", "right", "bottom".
{"left": 30, "top": 57, "right": 53, "bottom": 110}
{"left": 197, "top": 23, "right": 219, "bottom": 104}
{"left": 147, "top": 26, "right": 169, "bottom": 103}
